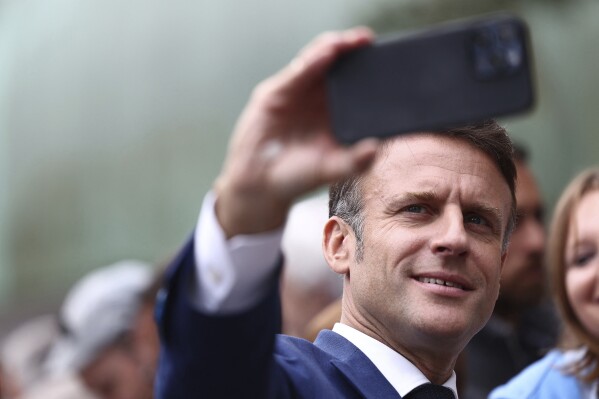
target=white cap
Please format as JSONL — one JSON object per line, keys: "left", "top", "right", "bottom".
{"left": 44, "top": 260, "right": 152, "bottom": 374}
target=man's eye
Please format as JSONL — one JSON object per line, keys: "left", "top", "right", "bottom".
{"left": 465, "top": 214, "right": 487, "bottom": 226}
{"left": 405, "top": 205, "right": 426, "bottom": 213}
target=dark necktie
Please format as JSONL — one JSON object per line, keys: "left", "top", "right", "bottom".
{"left": 403, "top": 383, "right": 456, "bottom": 399}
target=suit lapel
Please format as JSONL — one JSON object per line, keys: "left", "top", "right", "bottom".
{"left": 315, "top": 330, "right": 401, "bottom": 399}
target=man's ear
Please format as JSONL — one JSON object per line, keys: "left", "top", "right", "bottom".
{"left": 322, "top": 216, "right": 354, "bottom": 275}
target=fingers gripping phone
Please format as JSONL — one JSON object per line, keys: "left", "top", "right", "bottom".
{"left": 327, "top": 14, "right": 535, "bottom": 144}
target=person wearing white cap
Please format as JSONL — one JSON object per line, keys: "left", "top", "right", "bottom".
{"left": 44, "top": 260, "right": 156, "bottom": 399}
{"left": 280, "top": 191, "right": 343, "bottom": 339}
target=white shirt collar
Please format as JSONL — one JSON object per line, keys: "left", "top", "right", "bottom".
{"left": 332, "top": 323, "right": 458, "bottom": 398}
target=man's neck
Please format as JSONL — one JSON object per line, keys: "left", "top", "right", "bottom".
{"left": 340, "top": 315, "right": 457, "bottom": 384}
{"left": 333, "top": 323, "right": 458, "bottom": 397}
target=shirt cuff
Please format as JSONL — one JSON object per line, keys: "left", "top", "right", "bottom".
{"left": 193, "top": 191, "right": 283, "bottom": 313}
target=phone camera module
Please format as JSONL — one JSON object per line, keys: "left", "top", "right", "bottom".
{"left": 472, "top": 23, "right": 524, "bottom": 80}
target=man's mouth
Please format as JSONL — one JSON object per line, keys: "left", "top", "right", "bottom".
{"left": 417, "top": 277, "right": 465, "bottom": 290}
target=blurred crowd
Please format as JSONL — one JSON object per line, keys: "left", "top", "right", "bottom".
{"left": 0, "top": 261, "right": 161, "bottom": 399}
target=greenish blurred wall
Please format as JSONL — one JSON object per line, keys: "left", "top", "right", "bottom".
{"left": 0, "top": 0, "right": 387, "bottom": 331}
{"left": 0, "top": 0, "right": 597, "bottom": 332}
{"left": 0, "top": 102, "right": 12, "bottom": 305}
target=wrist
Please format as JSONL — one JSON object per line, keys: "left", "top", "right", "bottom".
{"left": 214, "top": 177, "right": 290, "bottom": 239}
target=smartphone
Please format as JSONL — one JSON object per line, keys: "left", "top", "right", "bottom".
{"left": 327, "top": 13, "right": 535, "bottom": 144}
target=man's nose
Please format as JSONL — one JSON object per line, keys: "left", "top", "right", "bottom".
{"left": 430, "top": 210, "right": 468, "bottom": 257}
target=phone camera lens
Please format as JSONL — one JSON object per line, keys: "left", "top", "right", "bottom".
{"left": 472, "top": 24, "right": 523, "bottom": 80}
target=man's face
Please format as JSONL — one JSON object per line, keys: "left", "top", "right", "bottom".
{"left": 81, "top": 345, "right": 153, "bottom": 399}
{"left": 498, "top": 161, "right": 546, "bottom": 309}
{"left": 345, "top": 134, "right": 512, "bottom": 357}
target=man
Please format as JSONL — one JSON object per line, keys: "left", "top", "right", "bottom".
{"left": 155, "top": 28, "right": 517, "bottom": 398}
{"left": 462, "top": 146, "right": 559, "bottom": 399}
{"left": 45, "top": 260, "right": 158, "bottom": 399}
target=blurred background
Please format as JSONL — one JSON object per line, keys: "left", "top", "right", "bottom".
{"left": 0, "top": 0, "right": 597, "bottom": 335}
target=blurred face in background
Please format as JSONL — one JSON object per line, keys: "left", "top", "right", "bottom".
{"left": 80, "top": 295, "right": 159, "bottom": 399}
{"left": 81, "top": 343, "right": 153, "bottom": 399}
{"left": 565, "top": 189, "right": 599, "bottom": 339}
{"left": 497, "top": 161, "right": 546, "bottom": 311}
{"left": 0, "top": 365, "right": 21, "bottom": 399}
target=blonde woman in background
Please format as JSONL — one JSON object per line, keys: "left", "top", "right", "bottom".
{"left": 491, "top": 167, "right": 599, "bottom": 399}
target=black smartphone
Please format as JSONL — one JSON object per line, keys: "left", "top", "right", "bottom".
{"left": 327, "top": 13, "right": 535, "bottom": 144}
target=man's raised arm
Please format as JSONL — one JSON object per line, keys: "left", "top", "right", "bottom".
{"left": 155, "top": 28, "right": 380, "bottom": 399}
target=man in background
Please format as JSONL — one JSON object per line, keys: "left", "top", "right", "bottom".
{"left": 44, "top": 260, "right": 159, "bottom": 399}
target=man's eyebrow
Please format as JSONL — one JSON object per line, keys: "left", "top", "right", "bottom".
{"left": 405, "top": 191, "right": 438, "bottom": 202}
{"left": 387, "top": 191, "right": 438, "bottom": 207}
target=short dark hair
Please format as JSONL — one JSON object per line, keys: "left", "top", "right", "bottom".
{"left": 329, "top": 120, "right": 517, "bottom": 260}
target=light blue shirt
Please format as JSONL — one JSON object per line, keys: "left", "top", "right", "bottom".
{"left": 490, "top": 349, "right": 597, "bottom": 399}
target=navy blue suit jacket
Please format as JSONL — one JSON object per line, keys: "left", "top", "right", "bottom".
{"left": 155, "top": 238, "right": 401, "bottom": 398}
